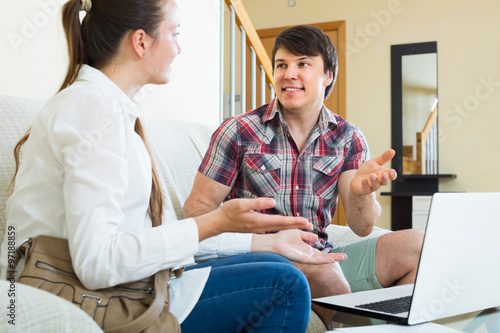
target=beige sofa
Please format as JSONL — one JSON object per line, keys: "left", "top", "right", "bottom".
{"left": 0, "top": 95, "right": 389, "bottom": 332}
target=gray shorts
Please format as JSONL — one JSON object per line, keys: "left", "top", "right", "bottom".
{"left": 331, "top": 236, "right": 383, "bottom": 292}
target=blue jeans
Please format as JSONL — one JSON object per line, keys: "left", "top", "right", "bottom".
{"left": 180, "top": 253, "right": 311, "bottom": 332}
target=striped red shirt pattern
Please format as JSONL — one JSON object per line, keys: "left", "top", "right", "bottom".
{"left": 199, "top": 98, "right": 369, "bottom": 250}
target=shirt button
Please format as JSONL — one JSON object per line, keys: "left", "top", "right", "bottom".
{"left": 295, "top": 185, "right": 299, "bottom": 190}
{"left": 261, "top": 165, "right": 266, "bottom": 171}
{"left": 296, "top": 212, "right": 300, "bottom": 217}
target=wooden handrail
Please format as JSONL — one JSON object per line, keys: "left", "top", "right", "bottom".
{"left": 224, "top": 0, "right": 274, "bottom": 87}
{"left": 416, "top": 132, "right": 425, "bottom": 174}
{"left": 416, "top": 100, "right": 438, "bottom": 174}
{"left": 421, "top": 100, "right": 438, "bottom": 139}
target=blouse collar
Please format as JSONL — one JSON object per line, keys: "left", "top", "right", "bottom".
{"left": 76, "top": 65, "right": 143, "bottom": 118}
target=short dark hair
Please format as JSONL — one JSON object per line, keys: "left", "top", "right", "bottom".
{"left": 271, "top": 25, "right": 338, "bottom": 99}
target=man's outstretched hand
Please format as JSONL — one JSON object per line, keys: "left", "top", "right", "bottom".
{"left": 270, "top": 229, "right": 347, "bottom": 264}
{"left": 350, "top": 149, "right": 397, "bottom": 196}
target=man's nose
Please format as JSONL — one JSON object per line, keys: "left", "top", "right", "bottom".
{"left": 285, "top": 65, "right": 298, "bottom": 80}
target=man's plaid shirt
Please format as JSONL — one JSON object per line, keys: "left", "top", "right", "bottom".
{"left": 199, "top": 98, "right": 370, "bottom": 250}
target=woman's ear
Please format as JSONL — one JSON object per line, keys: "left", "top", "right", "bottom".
{"left": 130, "top": 29, "right": 150, "bottom": 58}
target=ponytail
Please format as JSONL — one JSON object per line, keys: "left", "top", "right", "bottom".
{"left": 59, "top": 0, "right": 86, "bottom": 91}
{"left": 135, "top": 119, "right": 164, "bottom": 227}
{"left": 9, "top": 129, "right": 31, "bottom": 191}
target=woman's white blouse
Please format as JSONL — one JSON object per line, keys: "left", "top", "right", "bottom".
{"left": 1, "top": 65, "right": 210, "bottom": 323}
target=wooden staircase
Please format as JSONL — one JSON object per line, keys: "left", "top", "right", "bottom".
{"left": 403, "top": 99, "right": 438, "bottom": 175}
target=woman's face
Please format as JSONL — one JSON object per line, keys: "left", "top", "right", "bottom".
{"left": 145, "top": 0, "right": 182, "bottom": 85}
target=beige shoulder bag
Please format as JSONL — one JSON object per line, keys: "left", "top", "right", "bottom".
{"left": 16, "top": 235, "right": 182, "bottom": 333}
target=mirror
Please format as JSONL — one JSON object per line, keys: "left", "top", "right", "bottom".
{"left": 402, "top": 53, "right": 438, "bottom": 174}
{"left": 391, "top": 42, "right": 438, "bottom": 176}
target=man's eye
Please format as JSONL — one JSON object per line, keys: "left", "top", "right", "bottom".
{"left": 299, "top": 62, "right": 310, "bottom": 67}
{"left": 276, "top": 64, "right": 286, "bottom": 69}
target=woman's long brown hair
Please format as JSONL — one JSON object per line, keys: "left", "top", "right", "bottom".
{"left": 11, "top": 0, "right": 167, "bottom": 227}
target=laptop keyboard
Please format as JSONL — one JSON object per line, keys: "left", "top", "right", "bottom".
{"left": 355, "top": 295, "right": 412, "bottom": 314}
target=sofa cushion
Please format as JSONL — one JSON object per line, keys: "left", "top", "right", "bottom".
{"left": 142, "top": 118, "right": 216, "bottom": 220}
{"left": 0, "top": 279, "right": 104, "bottom": 332}
{"left": 0, "top": 95, "right": 45, "bottom": 248}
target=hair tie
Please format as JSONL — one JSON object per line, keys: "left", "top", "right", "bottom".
{"left": 81, "top": 0, "right": 92, "bottom": 12}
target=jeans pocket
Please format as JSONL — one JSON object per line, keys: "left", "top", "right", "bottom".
{"left": 243, "top": 153, "right": 281, "bottom": 197}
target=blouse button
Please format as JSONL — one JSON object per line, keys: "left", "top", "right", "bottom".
{"left": 261, "top": 165, "right": 266, "bottom": 171}
{"left": 295, "top": 185, "right": 299, "bottom": 190}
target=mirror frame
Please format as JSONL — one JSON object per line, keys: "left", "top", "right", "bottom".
{"left": 387, "top": 41, "right": 455, "bottom": 231}
{"left": 391, "top": 41, "right": 438, "bottom": 178}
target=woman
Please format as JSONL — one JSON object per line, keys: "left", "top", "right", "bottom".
{"left": 2, "top": 0, "right": 341, "bottom": 331}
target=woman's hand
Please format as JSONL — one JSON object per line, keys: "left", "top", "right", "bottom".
{"left": 196, "top": 198, "right": 313, "bottom": 241}
{"left": 218, "top": 198, "right": 312, "bottom": 232}
{"left": 252, "top": 229, "right": 347, "bottom": 265}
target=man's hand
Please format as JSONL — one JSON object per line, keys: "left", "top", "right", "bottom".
{"left": 350, "top": 149, "right": 397, "bottom": 196}
{"left": 260, "top": 229, "right": 347, "bottom": 265}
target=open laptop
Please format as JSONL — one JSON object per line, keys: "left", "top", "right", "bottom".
{"left": 313, "top": 192, "right": 500, "bottom": 325}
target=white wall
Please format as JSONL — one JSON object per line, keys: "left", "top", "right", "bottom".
{"left": 0, "top": 0, "right": 221, "bottom": 126}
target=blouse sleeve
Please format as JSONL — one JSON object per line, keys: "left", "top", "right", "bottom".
{"left": 50, "top": 88, "right": 199, "bottom": 290}
{"left": 195, "top": 232, "right": 252, "bottom": 263}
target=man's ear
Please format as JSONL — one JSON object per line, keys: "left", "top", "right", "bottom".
{"left": 324, "top": 70, "right": 334, "bottom": 87}
{"left": 130, "top": 29, "right": 150, "bottom": 58}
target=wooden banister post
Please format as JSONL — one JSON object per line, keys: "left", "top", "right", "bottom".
{"left": 224, "top": 0, "right": 274, "bottom": 87}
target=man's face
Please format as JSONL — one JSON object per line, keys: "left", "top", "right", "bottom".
{"left": 273, "top": 47, "right": 332, "bottom": 115}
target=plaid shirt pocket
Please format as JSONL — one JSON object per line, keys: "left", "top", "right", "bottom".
{"left": 312, "top": 156, "right": 343, "bottom": 199}
{"left": 243, "top": 153, "right": 282, "bottom": 197}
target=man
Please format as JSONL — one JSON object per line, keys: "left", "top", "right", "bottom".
{"left": 183, "top": 25, "right": 423, "bottom": 327}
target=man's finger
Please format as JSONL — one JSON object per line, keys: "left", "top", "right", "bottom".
{"left": 330, "top": 252, "right": 347, "bottom": 261}
{"left": 373, "top": 149, "right": 396, "bottom": 165}
{"left": 299, "top": 230, "right": 319, "bottom": 242}
{"left": 311, "top": 252, "right": 347, "bottom": 264}
{"left": 380, "top": 172, "right": 390, "bottom": 185}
